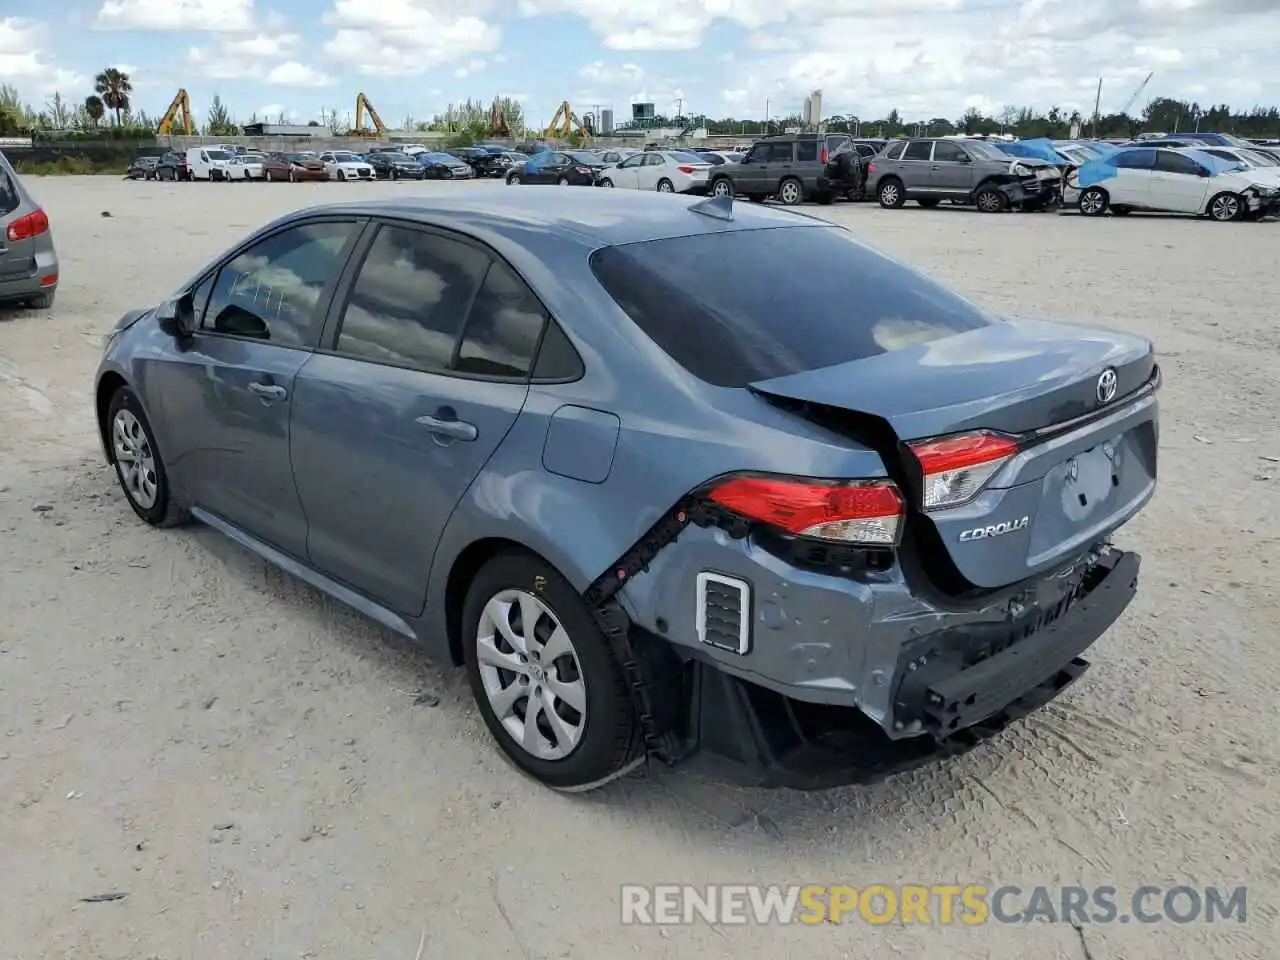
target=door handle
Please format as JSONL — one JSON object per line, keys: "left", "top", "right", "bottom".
{"left": 416, "top": 414, "right": 478, "bottom": 442}
{"left": 248, "top": 382, "right": 287, "bottom": 401}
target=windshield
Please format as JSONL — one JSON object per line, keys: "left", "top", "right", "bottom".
{"left": 962, "top": 140, "right": 1007, "bottom": 160}
{"left": 206, "top": 150, "right": 231, "bottom": 160}
{"left": 1239, "top": 149, "right": 1277, "bottom": 166}
{"left": 589, "top": 226, "right": 993, "bottom": 388}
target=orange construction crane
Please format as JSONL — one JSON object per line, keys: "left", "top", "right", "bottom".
{"left": 545, "top": 101, "right": 588, "bottom": 139}
{"left": 347, "top": 92, "right": 387, "bottom": 138}
{"left": 157, "top": 88, "right": 193, "bottom": 136}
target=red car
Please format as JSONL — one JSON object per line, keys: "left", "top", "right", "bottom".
{"left": 264, "top": 152, "right": 328, "bottom": 182}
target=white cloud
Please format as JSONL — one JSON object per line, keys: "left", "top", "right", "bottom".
{"left": 321, "top": 0, "right": 501, "bottom": 76}
{"left": 455, "top": 57, "right": 487, "bottom": 78}
{"left": 96, "top": 0, "right": 255, "bottom": 32}
{"left": 579, "top": 60, "right": 644, "bottom": 85}
{"left": 0, "top": 18, "right": 85, "bottom": 95}
{"left": 187, "top": 35, "right": 332, "bottom": 87}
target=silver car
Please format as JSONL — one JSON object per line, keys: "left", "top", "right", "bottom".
{"left": 0, "top": 151, "right": 58, "bottom": 309}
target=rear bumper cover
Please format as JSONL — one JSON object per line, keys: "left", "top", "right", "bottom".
{"left": 680, "top": 548, "right": 1139, "bottom": 789}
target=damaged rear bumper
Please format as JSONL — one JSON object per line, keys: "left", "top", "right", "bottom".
{"left": 678, "top": 548, "right": 1139, "bottom": 789}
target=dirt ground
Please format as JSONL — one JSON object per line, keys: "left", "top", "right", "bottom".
{"left": 1, "top": 177, "right": 1276, "bottom": 960}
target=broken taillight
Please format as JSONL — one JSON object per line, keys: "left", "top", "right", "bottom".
{"left": 909, "top": 431, "right": 1020, "bottom": 511}
{"left": 6, "top": 208, "right": 49, "bottom": 243}
{"left": 707, "top": 475, "right": 904, "bottom": 545}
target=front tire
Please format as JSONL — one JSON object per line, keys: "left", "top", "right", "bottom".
{"left": 1207, "top": 191, "right": 1243, "bottom": 222}
{"left": 106, "top": 387, "right": 189, "bottom": 528}
{"left": 599, "top": 177, "right": 614, "bottom": 188}
{"left": 337, "top": 170, "right": 346, "bottom": 182}
{"left": 974, "top": 185, "right": 1008, "bottom": 213}
{"left": 463, "top": 552, "right": 641, "bottom": 791}
{"left": 508, "top": 173, "right": 522, "bottom": 185}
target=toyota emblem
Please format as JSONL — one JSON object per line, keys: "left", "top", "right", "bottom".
{"left": 1096, "top": 368, "right": 1118, "bottom": 404}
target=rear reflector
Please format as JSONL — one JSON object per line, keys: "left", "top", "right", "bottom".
{"left": 708, "top": 475, "right": 904, "bottom": 545}
{"left": 6, "top": 208, "right": 49, "bottom": 243}
{"left": 909, "top": 431, "right": 1020, "bottom": 511}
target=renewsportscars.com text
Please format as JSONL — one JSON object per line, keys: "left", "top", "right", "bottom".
{"left": 620, "top": 884, "right": 1247, "bottom": 926}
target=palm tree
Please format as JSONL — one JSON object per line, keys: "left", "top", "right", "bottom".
{"left": 94, "top": 68, "right": 133, "bottom": 125}
{"left": 84, "top": 95, "right": 105, "bottom": 128}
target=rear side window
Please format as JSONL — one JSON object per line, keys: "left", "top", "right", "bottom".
{"left": 335, "top": 225, "right": 489, "bottom": 371}
{"left": 1115, "top": 149, "right": 1156, "bottom": 170}
{"left": 903, "top": 141, "right": 933, "bottom": 161}
{"left": 883, "top": 141, "right": 906, "bottom": 160}
{"left": 795, "top": 140, "right": 817, "bottom": 161}
{"left": 455, "top": 260, "right": 546, "bottom": 379}
{"left": 0, "top": 168, "right": 19, "bottom": 217}
{"left": 589, "top": 227, "right": 993, "bottom": 388}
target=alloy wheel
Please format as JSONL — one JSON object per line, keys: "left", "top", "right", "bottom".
{"left": 475, "top": 588, "right": 587, "bottom": 761}
{"left": 779, "top": 181, "right": 800, "bottom": 204}
{"left": 1211, "top": 194, "right": 1240, "bottom": 221}
{"left": 880, "top": 183, "right": 899, "bottom": 206}
{"left": 711, "top": 179, "right": 732, "bottom": 197}
{"left": 977, "top": 191, "right": 1002, "bottom": 212}
{"left": 112, "top": 409, "right": 159, "bottom": 510}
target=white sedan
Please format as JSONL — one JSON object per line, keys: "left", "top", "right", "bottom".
{"left": 225, "top": 154, "right": 266, "bottom": 180}
{"left": 318, "top": 151, "right": 375, "bottom": 181}
{"left": 1183, "top": 145, "right": 1280, "bottom": 188}
{"left": 596, "top": 150, "right": 713, "bottom": 193}
{"left": 1067, "top": 146, "right": 1279, "bottom": 221}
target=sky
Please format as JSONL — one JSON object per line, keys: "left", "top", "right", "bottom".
{"left": 3, "top": 0, "right": 1280, "bottom": 130}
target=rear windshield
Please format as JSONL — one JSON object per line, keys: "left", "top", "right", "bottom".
{"left": 589, "top": 226, "right": 994, "bottom": 388}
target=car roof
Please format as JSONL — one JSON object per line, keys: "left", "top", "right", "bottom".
{"left": 293, "top": 189, "right": 830, "bottom": 248}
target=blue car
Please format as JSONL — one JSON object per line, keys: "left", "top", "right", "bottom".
{"left": 93, "top": 191, "right": 1160, "bottom": 790}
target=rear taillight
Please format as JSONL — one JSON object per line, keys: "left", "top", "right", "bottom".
{"left": 820, "top": 146, "right": 828, "bottom": 164}
{"left": 677, "top": 164, "right": 696, "bottom": 174}
{"left": 866, "top": 162, "right": 877, "bottom": 174}
{"left": 909, "top": 431, "right": 1020, "bottom": 511}
{"left": 7, "top": 208, "right": 50, "bottom": 243}
{"left": 707, "top": 475, "right": 904, "bottom": 545}
{"left": 574, "top": 165, "right": 590, "bottom": 174}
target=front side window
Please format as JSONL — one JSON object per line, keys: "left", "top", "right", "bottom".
{"left": 334, "top": 225, "right": 490, "bottom": 371}
{"left": 201, "top": 221, "right": 356, "bottom": 345}
{"left": 932, "top": 141, "right": 968, "bottom": 162}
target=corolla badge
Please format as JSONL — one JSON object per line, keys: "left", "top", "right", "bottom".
{"left": 959, "top": 516, "right": 1030, "bottom": 542}
{"left": 1096, "top": 367, "right": 1118, "bottom": 404}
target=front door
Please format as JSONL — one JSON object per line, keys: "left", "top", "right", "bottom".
{"left": 291, "top": 222, "right": 543, "bottom": 615}
{"left": 611, "top": 154, "right": 644, "bottom": 188}
{"left": 737, "top": 144, "right": 772, "bottom": 193}
{"left": 637, "top": 152, "right": 666, "bottom": 190}
{"left": 1150, "top": 150, "right": 1212, "bottom": 213}
{"left": 147, "top": 218, "right": 363, "bottom": 558}
{"left": 929, "top": 139, "right": 976, "bottom": 196}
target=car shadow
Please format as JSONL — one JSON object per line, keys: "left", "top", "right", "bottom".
{"left": 57, "top": 459, "right": 1055, "bottom": 851}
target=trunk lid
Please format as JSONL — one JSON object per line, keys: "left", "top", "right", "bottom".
{"left": 749, "top": 317, "right": 1159, "bottom": 589}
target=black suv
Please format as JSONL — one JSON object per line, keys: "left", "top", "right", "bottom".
{"left": 706, "top": 133, "right": 854, "bottom": 204}
{"left": 446, "top": 147, "right": 510, "bottom": 178}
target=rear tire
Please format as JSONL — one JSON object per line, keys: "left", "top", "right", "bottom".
{"left": 777, "top": 177, "right": 803, "bottom": 205}
{"left": 878, "top": 178, "right": 905, "bottom": 208}
{"left": 557, "top": 176, "right": 571, "bottom": 185}
{"left": 656, "top": 178, "right": 675, "bottom": 193}
{"left": 105, "top": 387, "right": 190, "bottom": 529}
{"left": 1110, "top": 206, "right": 1131, "bottom": 216}
{"left": 462, "top": 552, "right": 641, "bottom": 792}
{"left": 917, "top": 198, "right": 941, "bottom": 208}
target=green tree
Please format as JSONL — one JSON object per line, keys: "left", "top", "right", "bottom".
{"left": 94, "top": 67, "right": 133, "bottom": 124}
{"left": 203, "top": 94, "right": 238, "bottom": 135}
{"left": 84, "top": 95, "right": 105, "bottom": 127}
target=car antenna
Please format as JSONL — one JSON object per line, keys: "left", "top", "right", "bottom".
{"left": 688, "top": 193, "right": 734, "bottom": 221}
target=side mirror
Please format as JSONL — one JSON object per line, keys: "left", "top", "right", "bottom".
{"left": 156, "top": 292, "right": 196, "bottom": 338}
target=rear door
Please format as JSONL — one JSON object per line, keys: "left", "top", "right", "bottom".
{"left": 1149, "top": 150, "right": 1212, "bottom": 213}
{"left": 1108, "top": 148, "right": 1155, "bottom": 206}
{"left": 290, "top": 221, "right": 539, "bottom": 615}
{"left": 896, "top": 139, "right": 935, "bottom": 194}
{"left": 145, "top": 218, "right": 364, "bottom": 558}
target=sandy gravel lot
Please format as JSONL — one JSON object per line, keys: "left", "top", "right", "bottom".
{"left": 1, "top": 176, "right": 1277, "bottom": 960}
